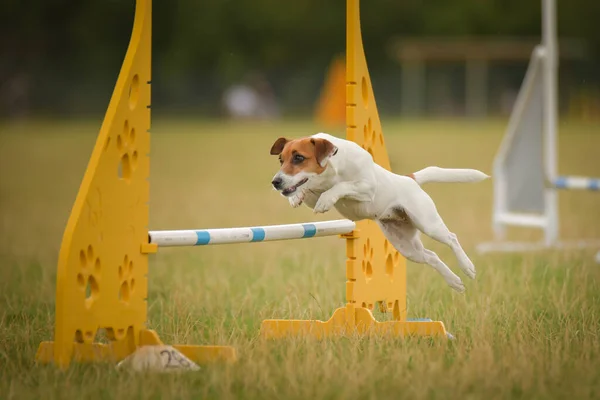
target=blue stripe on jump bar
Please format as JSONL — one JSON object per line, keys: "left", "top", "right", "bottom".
{"left": 554, "top": 177, "right": 567, "bottom": 188}
{"left": 302, "top": 223, "right": 317, "bottom": 238}
{"left": 589, "top": 180, "right": 599, "bottom": 191}
{"left": 195, "top": 231, "right": 211, "bottom": 245}
{"left": 251, "top": 228, "right": 265, "bottom": 242}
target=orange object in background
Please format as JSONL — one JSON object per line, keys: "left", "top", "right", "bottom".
{"left": 315, "top": 55, "right": 346, "bottom": 127}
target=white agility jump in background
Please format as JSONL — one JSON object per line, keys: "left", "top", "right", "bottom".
{"left": 149, "top": 220, "right": 356, "bottom": 247}
{"left": 476, "top": 0, "right": 600, "bottom": 259}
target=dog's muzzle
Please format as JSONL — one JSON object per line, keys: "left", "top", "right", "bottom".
{"left": 279, "top": 178, "right": 309, "bottom": 196}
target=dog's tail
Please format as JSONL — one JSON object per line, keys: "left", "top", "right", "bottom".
{"left": 410, "top": 166, "right": 490, "bottom": 185}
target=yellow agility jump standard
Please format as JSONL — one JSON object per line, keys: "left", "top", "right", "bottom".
{"left": 34, "top": 0, "right": 239, "bottom": 370}
{"left": 259, "top": 0, "right": 451, "bottom": 340}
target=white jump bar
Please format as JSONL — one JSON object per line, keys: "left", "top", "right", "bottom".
{"left": 148, "top": 219, "right": 356, "bottom": 247}
{"left": 554, "top": 176, "right": 600, "bottom": 191}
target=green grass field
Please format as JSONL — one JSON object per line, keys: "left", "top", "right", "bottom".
{"left": 1, "top": 117, "right": 600, "bottom": 399}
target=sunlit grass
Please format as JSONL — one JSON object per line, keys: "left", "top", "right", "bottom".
{"left": 0, "top": 117, "right": 599, "bottom": 399}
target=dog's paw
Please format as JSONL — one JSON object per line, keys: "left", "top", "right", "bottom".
{"left": 313, "top": 194, "right": 336, "bottom": 214}
{"left": 463, "top": 264, "right": 476, "bottom": 280}
{"left": 289, "top": 192, "right": 304, "bottom": 208}
{"left": 446, "top": 274, "right": 466, "bottom": 293}
{"left": 457, "top": 255, "right": 476, "bottom": 279}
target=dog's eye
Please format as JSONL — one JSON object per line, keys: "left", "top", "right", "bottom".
{"left": 279, "top": 158, "right": 283, "bottom": 165}
{"left": 292, "top": 154, "right": 305, "bottom": 164}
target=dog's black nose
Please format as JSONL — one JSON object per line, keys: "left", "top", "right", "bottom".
{"left": 272, "top": 177, "right": 283, "bottom": 189}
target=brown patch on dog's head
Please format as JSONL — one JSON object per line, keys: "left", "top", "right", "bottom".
{"left": 270, "top": 136, "right": 337, "bottom": 176}
{"left": 311, "top": 138, "right": 337, "bottom": 167}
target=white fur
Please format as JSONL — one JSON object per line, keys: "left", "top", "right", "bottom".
{"left": 413, "top": 166, "right": 489, "bottom": 185}
{"left": 272, "top": 132, "right": 490, "bottom": 293}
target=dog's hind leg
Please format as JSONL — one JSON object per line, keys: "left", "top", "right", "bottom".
{"left": 378, "top": 220, "right": 465, "bottom": 293}
{"left": 399, "top": 195, "right": 476, "bottom": 280}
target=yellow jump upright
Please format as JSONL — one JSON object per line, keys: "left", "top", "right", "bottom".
{"left": 35, "top": 0, "right": 235, "bottom": 369}
{"left": 260, "top": 0, "right": 450, "bottom": 340}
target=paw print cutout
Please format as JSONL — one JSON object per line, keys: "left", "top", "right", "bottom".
{"left": 75, "top": 244, "right": 101, "bottom": 343}
{"left": 116, "top": 119, "right": 139, "bottom": 183}
{"left": 358, "top": 76, "right": 385, "bottom": 157}
{"left": 77, "top": 244, "right": 101, "bottom": 309}
{"left": 359, "top": 117, "right": 385, "bottom": 159}
{"left": 360, "top": 118, "right": 377, "bottom": 158}
{"left": 383, "top": 239, "right": 401, "bottom": 283}
{"left": 362, "top": 237, "right": 374, "bottom": 281}
{"left": 118, "top": 254, "right": 135, "bottom": 304}
{"left": 360, "top": 238, "right": 375, "bottom": 310}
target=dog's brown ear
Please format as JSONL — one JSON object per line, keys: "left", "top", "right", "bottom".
{"left": 270, "top": 137, "right": 288, "bottom": 155}
{"left": 311, "top": 138, "right": 338, "bottom": 167}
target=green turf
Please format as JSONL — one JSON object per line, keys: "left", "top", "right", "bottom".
{"left": 1, "top": 118, "right": 600, "bottom": 399}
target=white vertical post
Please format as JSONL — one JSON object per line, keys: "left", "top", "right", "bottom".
{"left": 542, "top": 0, "right": 559, "bottom": 246}
{"left": 492, "top": 164, "right": 507, "bottom": 240}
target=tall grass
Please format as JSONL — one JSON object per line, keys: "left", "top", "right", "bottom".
{"left": 1, "top": 118, "right": 599, "bottom": 399}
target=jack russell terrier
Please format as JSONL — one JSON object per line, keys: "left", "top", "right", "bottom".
{"left": 270, "top": 132, "right": 490, "bottom": 293}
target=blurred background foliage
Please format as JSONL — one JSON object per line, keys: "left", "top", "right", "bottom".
{"left": 1, "top": 0, "right": 599, "bottom": 120}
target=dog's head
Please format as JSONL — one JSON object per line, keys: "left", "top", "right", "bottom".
{"left": 269, "top": 136, "right": 338, "bottom": 197}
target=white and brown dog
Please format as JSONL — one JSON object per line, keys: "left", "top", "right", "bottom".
{"left": 270, "top": 132, "right": 489, "bottom": 293}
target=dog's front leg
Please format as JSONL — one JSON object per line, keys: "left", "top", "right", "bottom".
{"left": 313, "top": 181, "right": 373, "bottom": 213}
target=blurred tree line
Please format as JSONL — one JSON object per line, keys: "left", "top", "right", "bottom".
{"left": 1, "top": 0, "right": 598, "bottom": 119}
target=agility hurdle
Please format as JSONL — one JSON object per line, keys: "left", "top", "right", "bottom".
{"left": 36, "top": 0, "right": 450, "bottom": 370}
{"left": 34, "top": 0, "right": 240, "bottom": 369}
{"left": 258, "top": 0, "right": 450, "bottom": 341}
{"left": 476, "top": 0, "right": 600, "bottom": 258}
{"left": 148, "top": 220, "right": 356, "bottom": 247}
